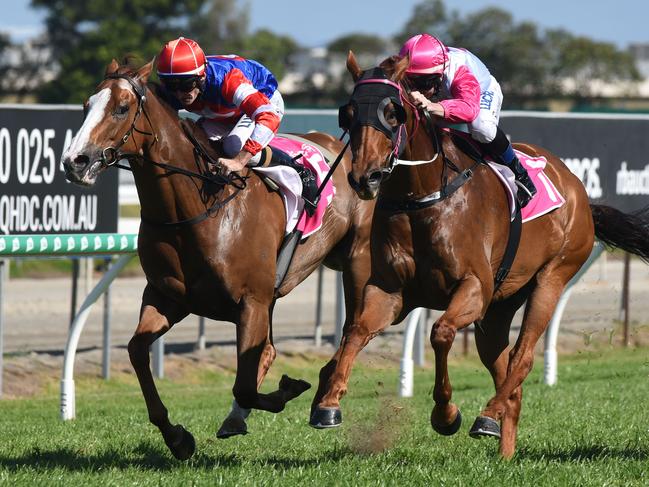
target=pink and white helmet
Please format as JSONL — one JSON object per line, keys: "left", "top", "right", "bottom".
{"left": 399, "top": 34, "right": 448, "bottom": 75}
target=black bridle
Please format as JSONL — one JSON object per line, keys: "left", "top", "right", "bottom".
{"left": 98, "top": 73, "right": 247, "bottom": 227}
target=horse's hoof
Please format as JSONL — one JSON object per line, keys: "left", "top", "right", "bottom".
{"left": 309, "top": 406, "right": 342, "bottom": 429}
{"left": 216, "top": 415, "right": 248, "bottom": 439}
{"left": 279, "top": 374, "right": 312, "bottom": 399}
{"left": 431, "top": 409, "right": 462, "bottom": 436}
{"left": 164, "top": 424, "right": 196, "bottom": 460}
{"left": 469, "top": 415, "right": 501, "bottom": 439}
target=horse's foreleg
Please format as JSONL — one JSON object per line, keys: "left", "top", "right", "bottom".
{"left": 477, "top": 274, "right": 569, "bottom": 459}
{"left": 310, "top": 285, "right": 402, "bottom": 428}
{"left": 430, "top": 276, "right": 487, "bottom": 436}
{"left": 128, "top": 285, "right": 191, "bottom": 460}
{"left": 232, "top": 298, "right": 310, "bottom": 413}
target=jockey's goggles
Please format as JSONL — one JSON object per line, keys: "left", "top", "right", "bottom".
{"left": 408, "top": 73, "right": 442, "bottom": 93}
{"left": 162, "top": 76, "right": 202, "bottom": 92}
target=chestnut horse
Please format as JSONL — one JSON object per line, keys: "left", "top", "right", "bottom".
{"left": 61, "top": 59, "right": 374, "bottom": 460}
{"left": 309, "top": 52, "right": 649, "bottom": 458}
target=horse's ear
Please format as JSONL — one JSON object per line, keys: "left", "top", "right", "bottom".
{"left": 105, "top": 59, "right": 120, "bottom": 76}
{"left": 346, "top": 51, "right": 362, "bottom": 82}
{"left": 392, "top": 54, "right": 410, "bottom": 82}
{"left": 136, "top": 59, "right": 154, "bottom": 84}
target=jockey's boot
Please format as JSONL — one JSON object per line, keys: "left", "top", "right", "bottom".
{"left": 507, "top": 156, "right": 537, "bottom": 208}
{"left": 479, "top": 127, "right": 537, "bottom": 208}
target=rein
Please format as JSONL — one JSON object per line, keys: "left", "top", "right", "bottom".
{"left": 101, "top": 73, "right": 247, "bottom": 227}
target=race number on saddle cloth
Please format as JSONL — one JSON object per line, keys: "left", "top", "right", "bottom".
{"left": 486, "top": 149, "right": 565, "bottom": 223}
{"left": 253, "top": 136, "right": 335, "bottom": 238}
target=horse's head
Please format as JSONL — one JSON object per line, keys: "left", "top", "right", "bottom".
{"left": 62, "top": 59, "right": 153, "bottom": 186}
{"left": 341, "top": 51, "right": 411, "bottom": 199}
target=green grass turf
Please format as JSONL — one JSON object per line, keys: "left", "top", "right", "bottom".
{"left": 0, "top": 347, "right": 647, "bottom": 486}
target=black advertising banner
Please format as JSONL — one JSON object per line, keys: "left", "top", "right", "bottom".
{"left": 500, "top": 112, "right": 649, "bottom": 213}
{"left": 0, "top": 105, "right": 118, "bottom": 235}
{"left": 280, "top": 110, "right": 649, "bottom": 213}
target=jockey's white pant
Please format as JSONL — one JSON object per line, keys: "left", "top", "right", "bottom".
{"left": 468, "top": 76, "right": 503, "bottom": 144}
{"left": 200, "top": 91, "right": 285, "bottom": 163}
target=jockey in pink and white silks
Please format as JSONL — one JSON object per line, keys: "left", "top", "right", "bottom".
{"left": 399, "top": 34, "right": 537, "bottom": 207}
{"left": 157, "top": 37, "right": 284, "bottom": 172}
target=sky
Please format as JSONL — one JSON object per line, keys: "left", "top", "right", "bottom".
{"left": 2, "top": 0, "right": 649, "bottom": 49}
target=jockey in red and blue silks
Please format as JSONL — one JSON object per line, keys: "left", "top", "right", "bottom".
{"left": 399, "top": 34, "right": 537, "bottom": 207}
{"left": 157, "top": 37, "right": 284, "bottom": 172}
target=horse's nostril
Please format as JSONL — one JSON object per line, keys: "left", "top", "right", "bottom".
{"left": 72, "top": 154, "right": 90, "bottom": 170}
{"left": 366, "top": 170, "right": 383, "bottom": 189}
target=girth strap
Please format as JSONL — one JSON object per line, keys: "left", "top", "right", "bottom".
{"left": 493, "top": 206, "right": 522, "bottom": 293}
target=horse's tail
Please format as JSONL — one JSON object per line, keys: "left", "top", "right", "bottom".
{"left": 590, "top": 204, "right": 649, "bottom": 262}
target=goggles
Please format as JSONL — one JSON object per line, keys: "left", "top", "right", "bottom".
{"left": 162, "top": 76, "right": 202, "bottom": 93}
{"left": 407, "top": 74, "right": 442, "bottom": 92}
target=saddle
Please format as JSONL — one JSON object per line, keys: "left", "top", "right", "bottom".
{"left": 258, "top": 146, "right": 319, "bottom": 216}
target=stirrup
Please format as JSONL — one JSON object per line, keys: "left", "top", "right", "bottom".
{"left": 514, "top": 181, "right": 534, "bottom": 208}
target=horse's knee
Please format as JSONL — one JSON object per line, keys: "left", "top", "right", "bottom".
{"left": 430, "top": 321, "right": 456, "bottom": 350}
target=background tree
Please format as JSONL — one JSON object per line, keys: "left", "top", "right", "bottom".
{"left": 0, "top": 33, "right": 11, "bottom": 97}
{"left": 395, "top": 0, "right": 641, "bottom": 106}
{"left": 183, "top": 1, "right": 299, "bottom": 82}
{"left": 328, "top": 34, "right": 387, "bottom": 56}
{"left": 546, "top": 30, "right": 640, "bottom": 97}
{"left": 188, "top": 0, "right": 249, "bottom": 54}
{"left": 239, "top": 29, "right": 299, "bottom": 81}
{"left": 31, "top": 0, "right": 204, "bottom": 103}
{"left": 394, "top": 0, "right": 450, "bottom": 45}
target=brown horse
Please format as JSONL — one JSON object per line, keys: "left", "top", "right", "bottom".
{"left": 309, "top": 52, "right": 649, "bottom": 458}
{"left": 61, "top": 59, "right": 374, "bottom": 460}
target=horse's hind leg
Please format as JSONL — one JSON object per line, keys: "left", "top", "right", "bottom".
{"left": 476, "top": 267, "right": 576, "bottom": 458}
{"left": 128, "top": 284, "right": 191, "bottom": 460}
{"left": 310, "top": 284, "right": 402, "bottom": 428}
{"left": 470, "top": 294, "right": 528, "bottom": 447}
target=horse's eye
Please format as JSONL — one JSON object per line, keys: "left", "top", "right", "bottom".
{"left": 114, "top": 105, "right": 129, "bottom": 117}
{"left": 385, "top": 107, "right": 399, "bottom": 127}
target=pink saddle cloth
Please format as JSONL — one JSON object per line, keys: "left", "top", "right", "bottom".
{"left": 487, "top": 149, "right": 566, "bottom": 223}
{"left": 254, "top": 136, "right": 335, "bottom": 239}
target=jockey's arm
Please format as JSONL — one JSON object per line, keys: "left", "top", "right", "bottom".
{"left": 438, "top": 66, "right": 481, "bottom": 123}
{"left": 218, "top": 69, "right": 281, "bottom": 171}
{"left": 411, "top": 66, "right": 481, "bottom": 123}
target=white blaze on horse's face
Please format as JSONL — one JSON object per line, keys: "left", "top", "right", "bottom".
{"left": 63, "top": 88, "right": 111, "bottom": 163}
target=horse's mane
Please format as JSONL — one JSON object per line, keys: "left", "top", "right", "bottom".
{"left": 378, "top": 55, "right": 403, "bottom": 78}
